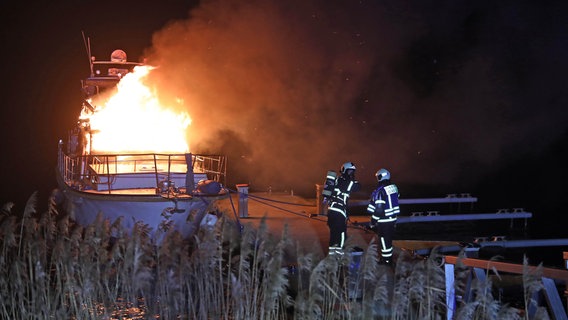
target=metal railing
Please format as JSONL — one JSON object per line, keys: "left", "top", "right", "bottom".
{"left": 444, "top": 255, "right": 568, "bottom": 320}
{"left": 58, "top": 141, "right": 226, "bottom": 192}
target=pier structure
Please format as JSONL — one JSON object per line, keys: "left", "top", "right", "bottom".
{"left": 223, "top": 187, "right": 568, "bottom": 317}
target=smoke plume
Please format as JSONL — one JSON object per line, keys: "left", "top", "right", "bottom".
{"left": 142, "top": 0, "right": 568, "bottom": 196}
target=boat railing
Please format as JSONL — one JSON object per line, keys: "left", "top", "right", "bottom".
{"left": 193, "top": 155, "right": 227, "bottom": 183}
{"left": 58, "top": 142, "right": 226, "bottom": 192}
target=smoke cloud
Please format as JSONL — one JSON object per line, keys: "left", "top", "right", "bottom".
{"left": 142, "top": 0, "right": 567, "bottom": 196}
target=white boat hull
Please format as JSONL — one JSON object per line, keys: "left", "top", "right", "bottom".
{"left": 56, "top": 167, "right": 227, "bottom": 240}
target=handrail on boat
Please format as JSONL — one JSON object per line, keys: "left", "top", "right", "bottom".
{"left": 57, "top": 144, "right": 227, "bottom": 193}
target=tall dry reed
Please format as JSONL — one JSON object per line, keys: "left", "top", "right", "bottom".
{"left": 0, "top": 191, "right": 555, "bottom": 319}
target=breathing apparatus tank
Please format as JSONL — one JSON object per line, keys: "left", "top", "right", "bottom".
{"left": 322, "top": 170, "right": 337, "bottom": 200}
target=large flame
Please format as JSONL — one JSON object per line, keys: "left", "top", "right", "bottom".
{"left": 82, "top": 66, "right": 191, "bottom": 154}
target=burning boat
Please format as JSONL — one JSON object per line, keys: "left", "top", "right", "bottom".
{"left": 56, "top": 46, "right": 228, "bottom": 238}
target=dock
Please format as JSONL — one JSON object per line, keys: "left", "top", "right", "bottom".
{"left": 217, "top": 191, "right": 481, "bottom": 258}
{"left": 216, "top": 190, "right": 568, "bottom": 318}
{"left": 216, "top": 191, "right": 547, "bottom": 258}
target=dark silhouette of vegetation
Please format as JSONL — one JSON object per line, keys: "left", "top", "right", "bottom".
{"left": 0, "top": 192, "right": 553, "bottom": 319}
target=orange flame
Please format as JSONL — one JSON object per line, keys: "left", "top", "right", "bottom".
{"left": 82, "top": 66, "right": 191, "bottom": 154}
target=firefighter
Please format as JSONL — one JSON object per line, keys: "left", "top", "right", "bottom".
{"left": 326, "top": 162, "right": 360, "bottom": 256}
{"left": 367, "top": 168, "right": 400, "bottom": 264}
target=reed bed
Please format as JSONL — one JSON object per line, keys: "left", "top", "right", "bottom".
{"left": 0, "top": 192, "right": 551, "bottom": 319}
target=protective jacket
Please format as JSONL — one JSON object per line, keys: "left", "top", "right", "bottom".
{"left": 367, "top": 180, "right": 400, "bottom": 223}
{"left": 367, "top": 179, "right": 399, "bottom": 263}
{"left": 327, "top": 173, "right": 360, "bottom": 255}
{"left": 328, "top": 174, "right": 360, "bottom": 218}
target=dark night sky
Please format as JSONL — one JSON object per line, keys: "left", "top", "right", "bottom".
{"left": 0, "top": 1, "right": 566, "bottom": 237}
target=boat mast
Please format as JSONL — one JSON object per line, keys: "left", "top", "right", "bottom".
{"left": 82, "top": 31, "right": 94, "bottom": 77}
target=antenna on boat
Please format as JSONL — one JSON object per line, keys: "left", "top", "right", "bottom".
{"left": 82, "top": 31, "right": 94, "bottom": 77}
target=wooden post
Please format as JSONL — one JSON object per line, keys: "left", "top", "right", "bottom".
{"left": 316, "top": 184, "right": 323, "bottom": 215}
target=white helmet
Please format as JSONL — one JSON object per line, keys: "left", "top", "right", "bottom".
{"left": 341, "top": 162, "right": 356, "bottom": 174}
{"left": 375, "top": 168, "right": 390, "bottom": 181}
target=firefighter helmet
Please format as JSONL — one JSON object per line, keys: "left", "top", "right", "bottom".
{"left": 375, "top": 168, "right": 390, "bottom": 181}
{"left": 341, "top": 162, "right": 356, "bottom": 174}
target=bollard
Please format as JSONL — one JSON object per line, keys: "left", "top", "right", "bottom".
{"left": 348, "top": 249, "right": 364, "bottom": 299}
{"left": 236, "top": 184, "right": 249, "bottom": 218}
